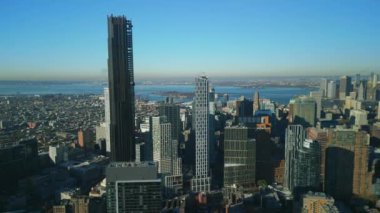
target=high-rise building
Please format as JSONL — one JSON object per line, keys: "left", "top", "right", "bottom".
{"left": 107, "top": 15, "right": 135, "bottom": 162}
{"left": 284, "top": 125, "right": 320, "bottom": 194}
{"left": 291, "top": 96, "right": 316, "bottom": 127}
{"left": 158, "top": 99, "right": 181, "bottom": 140}
{"left": 307, "top": 127, "right": 328, "bottom": 191}
{"left": 325, "top": 128, "right": 372, "bottom": 200}
{"left": 357, "top": 80, "right": 367, "bottom": 101}
{"left": 253, "top": 91, "right": 260, "bottom": 114}
{"left": 106, "top": 162, "right": 162, "bottom": 212}
{"left": 310, "top": 91, "right": 322, "bottom": 119}
{"left": 104, "top": 87, "right": 111, "bottom": 153}
{"left": 236, "top": 96, "right": 253, "bottom": 118}
{"left": 223, "top": 126, "right": 256, "bottom": 189}
{"left": 339, "top": 75, "right": 352, "bottom": 100}
{"left": 191, "top": 76, "right": 211, "bottom": 192}
{"left": 320, "top": 78, "right": 328, "bottom": 97}
{"left": 327, "top": 81, "right": 336, "bottom": 99}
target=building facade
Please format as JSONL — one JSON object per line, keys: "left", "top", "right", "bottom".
{"left": 223, "top": 126, "right": 256, "bottom": 189}
{"left": 107, "top": 15, "right": 135, "bottom": 161}
{"left": 106, "top": 162, "right": 162, "bottom": 213}
{"left": 192, "top": 76, "right": 211, "bottom": 192}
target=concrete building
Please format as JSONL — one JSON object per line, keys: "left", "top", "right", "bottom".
{"left": 291, "top": 96, "right": 316, "bottom": 127}
{"left": 253, "top": 91, "right": 260, "bottom": 114}
{"left": 150, "top": 116, "right": 183, "bottom": 197}
{"left": 320, "top": 78, "right": 328, "bottom": 97}
{"left": 350, "top": 109, "right": 368, "bottom": 126}
{"left": 106, "top": 162, "right": 162, "bottom": 213}
{"left": 191, "top": 75, "right": 211, "bottom": 192}
{"left": 223, "top": 126, "right": 256, "bottom": 189}
{"left": 302, "top": 191, "right": 339, "bottom": 213}
{"left": 285, "top": 125, "right": 320, "bottom": 194}
{"left": 158, "top": 99, "right": 181, "bottom": 140}
{"left": 327, "top": 81, "right": 337, "bottom": 99}
{"left": 107, "top": 15, "right": 136, "bottom": 161}
{"left": 325, "top": 128, "right": 372, "bottom": 200}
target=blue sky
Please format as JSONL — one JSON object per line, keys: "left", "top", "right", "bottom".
{"left": 1, "top": 0, "right": 380, "bottom": 80}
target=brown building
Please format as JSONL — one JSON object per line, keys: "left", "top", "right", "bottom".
{"left": 78, "top": 129, "right": 94, "bottom": 149}
{"left": 72, "top": 196, "right": 90, "bottom": 213}
{"left": 274, "top": 159, "right": 285, "bottom": 185}
{"left": 307, "top": 127, "right": 328, "bottom": 191}
{"left": 301, "top": 191, "right": 339, "bottom": 213}
{"left": 325, "top": 128, "right": 372, "bottom": 200}
{"left": 52, "top": 205, "right": 66, "bottom": 213}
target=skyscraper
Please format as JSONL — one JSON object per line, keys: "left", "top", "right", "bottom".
{"left": 291, "top": 96, "right": 317, "bottom": 127}
{"left": 223, "top": 126, "right": 256, "bottom": 189}
{"left": 191, "top": 75, "right": 211, "bottom": 192}
{"left": 285, "top": 125, "right": 320, "bottom": 194}
{"left": 107, "top": 15, "right": 135, "bottom": 162}
{"left": 320, "top": 78, "right": 328, "bottom": 97}
{"left": 150, "top": 115, "right": 183, "bottom": 197}
{"left": 339, "top": 75, "right": 352, "bottom": 100}
{"left": 327, "top": 81, "right": 336, "bottom": 99}
{"left": 158, "top": 99, "right": 181, "bottom": 140}
{"left": 253, "top": 91, "right": 260, "bottom": 114}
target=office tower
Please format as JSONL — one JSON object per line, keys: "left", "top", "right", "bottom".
{"left": 327, "top": 81, "right": 336, "bottom": 99}
{"left": 236, "top": 96, "right": 253, "bottom": 117}
{"left": 158, "top": 99, "right": 181, "bottom": 140}
{"left": 291, "top": 96, "right": 316, "bottom": 127}
{"left": 107, "top": 16, "right": 135, "bottom": 161}
{"left": 357, "top": 80, "right": 367, "bottom": 101}
{"left": 106, "top": 162, "right": 162, "bottom": 212}
{"left": 150, "top": 115, "right": 183, "bottom": 198}
{"left": 320, "top": 78, "right": 328, "bottom": 97}
{"left": 339, "top": 75, "right": 352, "bottom": 100}
{"left": 310, "top": 91, "right": 322, "bottom": 119}
{"left": 151, "top": 116, "right": 171, "bottom": 173}
{"left": 191, "top": 76, "right": 211, "bottom": 192}
{"left": 325, "top": 129, "right": 372, "bottom": 200}
{"left": 104, "top": 88, "right": 111, "bottom": 153}
{"left": 253, "top": 91, "right": 260, "bottom": 114}
{"left": 223, "top": 126, "right": 256, "bottom": 188}
{"left": 302, "top": 192, "right": 339, "bottom": 213}
{"left": 285, "top": 125, "right": 320, "bottom": 193}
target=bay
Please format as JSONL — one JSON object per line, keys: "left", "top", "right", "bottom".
{"left": 0, "top": 81, "right": 316, "bottom": 104}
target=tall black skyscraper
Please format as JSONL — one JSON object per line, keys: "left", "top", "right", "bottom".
{"left": 107, "top": 15, "right": 135, "bottom": 162}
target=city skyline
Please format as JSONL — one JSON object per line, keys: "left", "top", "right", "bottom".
{"left": 1, "top": 0, "right": 380, "bottom": 81}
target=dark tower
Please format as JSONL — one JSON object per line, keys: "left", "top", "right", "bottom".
{"left": 107, "top": 15, "right": 135, "bottom": 162}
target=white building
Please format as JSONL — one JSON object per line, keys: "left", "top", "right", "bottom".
{"left": 104, "top": 88, "right": 111, "bottom": 153}
{"left": 327, "top": 81, "right": 336, "bottom": 99}
{"left": 191, "top": 75, "right": 211, "bottom": 192}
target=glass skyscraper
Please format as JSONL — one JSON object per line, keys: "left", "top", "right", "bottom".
{"left": 107, "top": 15, "right": 135, "bottom": 162}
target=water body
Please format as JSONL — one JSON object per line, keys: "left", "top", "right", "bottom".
{"left": 0, "top": 81, "right": 316, "bottom": 104}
